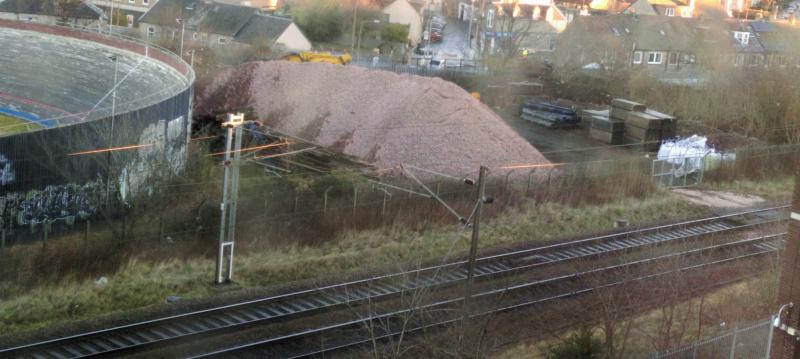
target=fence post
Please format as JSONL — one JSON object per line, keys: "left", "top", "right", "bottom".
{"left": 1, "top": 228, "right": 4, "bottom": 250}
{"left": 353, "top": 185, "right": 358, "bottom": 216}
{"left": 323, "top": 187, "right": 332, "bottom": 214}
{"left": 728, "top": 324, "right": 738, "bottom": 359}
{"left": 526, "top": 169, "right": 534, "bottom": 195}
{"left": 766, "top": 315, "right": 775, "bottom": 359}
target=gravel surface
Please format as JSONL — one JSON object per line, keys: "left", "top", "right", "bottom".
{"left": 196, "top": 61, "right": 549, "bottom": 179}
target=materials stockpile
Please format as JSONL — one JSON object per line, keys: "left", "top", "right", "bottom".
{"left": 586, "top": 99, "right": 676, "bottom": 151}
{"left": 611, "top": 99, "right": 676, "bottom": 152}
{"left": 519, "top": 98, "right": 579, "bottom": 128}
{"left": 195, "top": 61, "right": 550, "bottom": 180}
{"left": 583, "top": 109, "right": 624, "bottom": 145}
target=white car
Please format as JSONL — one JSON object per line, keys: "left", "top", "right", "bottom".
{"left": 429, "top": 57, "right": 446, "bottom": 69}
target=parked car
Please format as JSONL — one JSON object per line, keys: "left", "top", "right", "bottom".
{"left": 414, "top": 46, "right": 434, "bottom": 57}
{"left": 429, "top": 57, "right": 446, "bottom": 69}
{"left": 430, "top": 31, "right": 443, "bottom": 42}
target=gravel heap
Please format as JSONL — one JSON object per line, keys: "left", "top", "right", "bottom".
{"left": 196, "top": 61, "right": 549, "bottom": 179}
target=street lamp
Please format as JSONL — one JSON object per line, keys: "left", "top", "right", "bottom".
{"left": 356, "top": 19, "right": 381, "bottom": 63}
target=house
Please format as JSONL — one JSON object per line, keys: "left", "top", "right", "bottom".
{"left": 0, "top": 0, "right": 104, "bottom": 27}
{"left": 382, "top": 0, "right": 423, "bottom": 45}
{"left": 555, "top": 14, "right": 798, "bottom": 79}
{"left": 476, "top": 0, "right": 569, "bottom": 55}
{"left": 555, "top": 15, "right": 719, "bottom": 74}
{"left": 234, "top": 13, "right": 311, "bottom": 51}
{"left": 623, "top": 0, "right": 695, "bottom": 17}
{"left": 139, "top": 0, "right": 311, "bottom": 50}
{"left": 741, "top": 20, "right": 800, "bottom": 67}
{"left": 92, "top": 0, "right": 159, "bottom": 28}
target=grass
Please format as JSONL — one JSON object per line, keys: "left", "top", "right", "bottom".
{"left": 697, "top": 176, "right": 794, "bottom": 201}
{"left": 0, "top": 114, "right": 41, "bottom": 136}
{"left": 0, "top": 191, "right": 702, "bottom": 334}
{"left": 492, "top": 261, "right": 779, "bottom": 358}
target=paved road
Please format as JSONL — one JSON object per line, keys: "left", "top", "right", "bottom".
{"left": 424, "top": 17, "right": 473, "bottom": 60}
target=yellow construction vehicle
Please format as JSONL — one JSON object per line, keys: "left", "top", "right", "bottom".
{"left": 282, "top": 52, "right": 352, "bottom": 65}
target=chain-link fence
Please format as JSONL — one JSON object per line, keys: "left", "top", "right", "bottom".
{"left": 651, "top": 319, "right": 773, "bottom": 359}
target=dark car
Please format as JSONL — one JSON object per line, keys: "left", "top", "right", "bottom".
{"left": 430, "top": 31, "right": 443, "bottom": 42}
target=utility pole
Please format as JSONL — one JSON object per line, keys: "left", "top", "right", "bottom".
{"left": 351, "top": 0, "right": 358, "bottom": 55}
{"left": 461, "top": 166, "right": 489, "bottom": 337}
{"left": 215, "top": 113, "right": 245, "bottom": 284}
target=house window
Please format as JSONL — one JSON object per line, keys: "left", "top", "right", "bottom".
{"left": 632, "top": 51, "right": 643, "bottom": 64}
{"left": 147, "top": 26, "right": 155, "bottom": 36}
{"left": 486, "top": 9, "right": 495, "bottom": 28}
{"left": 219, "top": 37, "right": 227, "bottom": 44}
{"left": 143, "top": 0, "right": 149, "bottom": 5}
{"left": 733, "top": 31, "right": 749, "bottom": 45}
{"left": 129, "top": 0, "right": 134, "bottom": 3}
{"left": 647, "top": 51, "right": 663, "bottom": 64}
{"left": 126, "top": 15, "right": 134, "bottom": 27}
{"left": 668, "top": 52, "right": 679, "bottom": 65}
{"left": 735, "top": 53, "right": 744, "bottom": 66}
{"left": 665, "top": 7, "right": 675, "bottom": 16}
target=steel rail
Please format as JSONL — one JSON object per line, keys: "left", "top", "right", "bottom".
{"left": 1, "top": 205, "right": 786, "bottom": 358}
{"left": 192, "top": 233, "right": 784, "bottom": 358}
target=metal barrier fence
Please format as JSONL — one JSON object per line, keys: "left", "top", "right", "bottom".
{"left": 651, "top": 155, "right": 707, "bottom": 188}
{"left": 651, "top": 318, "right": 773, "bottom": 359}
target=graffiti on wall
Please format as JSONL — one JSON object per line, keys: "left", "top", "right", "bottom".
{"left": 0, "top": 178, "right": 104, "bottom": 227}
{"left": 0, "top": 154, "right": 14, "bottom": 185}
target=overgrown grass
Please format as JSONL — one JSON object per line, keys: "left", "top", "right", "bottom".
{"left": 0, "top": 191, "right": 700, "bottom": 334}
{"left": 697, "top": 176, "right": 794, "bottom": 201}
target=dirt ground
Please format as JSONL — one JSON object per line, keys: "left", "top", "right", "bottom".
{"left": 670, "top": 188, "right": 767, "bottom": 209}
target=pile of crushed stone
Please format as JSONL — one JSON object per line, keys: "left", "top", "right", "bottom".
{"left": 196, "top": 61, "right": 549, "bottom": 179}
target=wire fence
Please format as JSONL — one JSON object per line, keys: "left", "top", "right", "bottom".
{"left": 651, "top": 318, "right": 773, "bottom": 359}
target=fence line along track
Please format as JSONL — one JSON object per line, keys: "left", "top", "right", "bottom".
{"left": 191, "top": 233, "right": 785, "bottom": 358}
{"left": 0, "top": 205, "right": 787, "bottom": 359}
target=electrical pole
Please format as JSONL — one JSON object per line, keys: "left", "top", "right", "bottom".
{"left": 216, "top": 113, "right": 245, "bottom": 284}
{"left": 461, "top": 166, "right": 488, "bottom": 337}
{"left": 351, "top": 0, "right": 358, "bottom": 55}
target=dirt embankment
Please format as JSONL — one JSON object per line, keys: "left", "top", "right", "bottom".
{"left": 195, "top": 61, "right": 549, "bottom": 179}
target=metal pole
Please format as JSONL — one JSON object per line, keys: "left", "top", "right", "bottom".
{"left": 728, "top": 324, "right": 738, "bottom": 359}
{"left": 109, "top": 0, "right": 114, "bottom": 34}
{"left": 462, "top": 166, "right": 488, "bottom": 330}
{"left": 216, "top": 124, "right": 234, "bottom": 284}
{"left": 190, "top": 49, "right": 195, "bottom": 68}
{"left": 466, "top": 0, "right": 474, "bottom": 49}
{"left": 357, "top": 21, "right": 364, "bottom": 63}
{"left": 179, "top": 21, "right": 185, "bottom": 60}
{"left": 351, "top": 0, "right": 358, "bottom": 54}
{"left": 225, "top": 124, "right": 243, "bottom": 281}
{"left": 767, "top": 315, "right": 775, "bottom": 359}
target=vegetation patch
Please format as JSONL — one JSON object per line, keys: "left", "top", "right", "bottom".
{"left": 0, "top": 191, "right": 701, "bottom": 334}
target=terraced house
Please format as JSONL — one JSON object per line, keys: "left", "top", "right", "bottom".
{"left": 555, "top": 14, "right": 800, "bottom": 82}
{"left": 139, "top": 0, "right": 310, "bottom": 51}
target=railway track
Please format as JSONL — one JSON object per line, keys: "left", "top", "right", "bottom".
{"left": 192, "top": 233, "right": 786, "bottom": 358}
{"left": 0, "top": 205, "right": 787, "bottom": 359}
